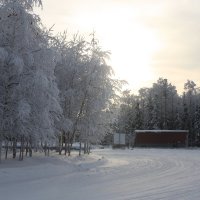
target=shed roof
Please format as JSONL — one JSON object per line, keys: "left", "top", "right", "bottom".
{"left": 135, "top": 130, "right": 189, "bottom": 133}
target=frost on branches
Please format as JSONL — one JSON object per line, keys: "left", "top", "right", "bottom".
{"left": 0, "top": 1, "right": 121, "bottom": 162}
{"left": 54, "top": 34, "right": 119, "bottom": 155}
{"left": 0, "top": 0, "right": 62, "bottom": 161}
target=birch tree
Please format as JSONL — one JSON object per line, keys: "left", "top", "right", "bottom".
{"left": 0, "top": 0, "right": 62, "bottom": 160}
{"left": 55, "top": 33, "right": 120, "bottom": 155}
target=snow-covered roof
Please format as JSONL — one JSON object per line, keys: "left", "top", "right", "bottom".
{"left": 135, "top": 130, "right": 189, "bottom": 133}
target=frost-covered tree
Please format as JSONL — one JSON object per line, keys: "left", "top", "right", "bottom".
{"left": 194, "top": 105, "right": 200, "bottom": 143}
{"left": 116, "top": 90, "right": 137, "bottom": 134}
{"left": 55, "top": 33, "right": 120, "bottom": 155}
{"left": 54, "top": 34, "right": 88, "bottom": 155}
{"left": 116, "top": 78, "right": 180, "bottom": 133}
{"left": 183, "top": 80, "right": 200, "bottom": 145}
{"left": 0, "top": 0, "right": 62, "bottom": 160}
{"left": 148, "top": 78, "right": 179, "bottom": 130}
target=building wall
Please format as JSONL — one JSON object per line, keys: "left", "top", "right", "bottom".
{"left": 134, "top": 131, "right": 188, "bottom": 147}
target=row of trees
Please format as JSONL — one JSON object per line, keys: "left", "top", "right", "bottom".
{"left": 115, "top": 78, "right": 200, "bottom": 146}
{"left": 0, "top": 0, "right": 121, "bottom": 162}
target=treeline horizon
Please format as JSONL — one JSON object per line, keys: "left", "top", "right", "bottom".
{"left": 114, "top": 78, "right": 200, "bottom": 146}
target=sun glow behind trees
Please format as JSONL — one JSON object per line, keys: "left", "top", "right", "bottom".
{"left": 35, "top": 1, "right": 163, "bottom": 92}
{"left": 108, "top": 24, "right": 161, "bottom": 91}
{"left": 35, "top": 0, "right": 200, "bottom": 94}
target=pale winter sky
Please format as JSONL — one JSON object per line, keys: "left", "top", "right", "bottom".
{"left": 36, "top": 0, "right": 200, "bottom": 93}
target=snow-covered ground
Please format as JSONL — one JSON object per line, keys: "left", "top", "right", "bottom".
{"left": 1, "top": 148, "right": 200, "bottom": 200}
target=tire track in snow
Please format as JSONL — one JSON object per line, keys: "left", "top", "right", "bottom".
{"left": 1, "top": 149, "right": 200, "bottom": 200}
{"left": 92, "top": 148, "right": 200, "bottom": 200}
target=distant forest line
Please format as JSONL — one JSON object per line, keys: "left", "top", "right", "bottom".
{"left": 114, "top": 78, "right": 200, "bottom": 146}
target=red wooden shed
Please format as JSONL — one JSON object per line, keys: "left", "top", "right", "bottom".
{"left": 134, "top": 130, "right": 188, "bottom": 147}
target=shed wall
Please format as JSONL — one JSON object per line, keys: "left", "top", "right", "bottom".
{"left": 134, "top": 131, "right": 188, "bottom": 147}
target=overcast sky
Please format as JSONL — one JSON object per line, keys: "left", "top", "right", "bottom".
{"left": 36, "top": 0, "right": 200, "bottom": 93}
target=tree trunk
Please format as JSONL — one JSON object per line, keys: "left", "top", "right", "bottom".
{"left": 19, "top": 144, "right": 22, "bottom": 160}
{"left": 58, "top": 135, "right": 62, "bottom": 155}
{"left": 88, "top": 144, "right": 91, "bottom": 154}
{"left": 84, "top": 141, "right": 86, "bottom": 154}
{"left": 13, "top": 138, "right": 17, "bottom": 159}
{"left": 25, "top": 141, "right": 29, "bottom": 156}
{"left": 19, "top": 136, "right": 24, "bottom": 161}
{"left": 29, "top": 138, "right": 32, "bottom": 157}
{"left": 22, "top": 137, "right": 24, "bottom": 161}
{"left": 29, "top": 147, "right": 32, "bottom": 157}
{"left": 47, "top": 144, "right": 50, "bottom": 156}
{"left": 87, "top": 142, "right": 90, "bottom": 154}
{"left": 64, "top": 132, "right": 67, "bottom": 156}
{"left": 44, "top": 141, "right": 47, "bottom": 156}
{"left": 67, "top": 133, "right": 71, "bottom": 156}
{"left": 79, "top": 141, "right": 82, "bottom": 156}
{"left": 5, "top": 140, "right": 8, "bottom": 160}
{"left": 0, "top": 135, "right": 2, "bottom": 163}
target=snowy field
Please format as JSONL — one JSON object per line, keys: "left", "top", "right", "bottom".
{"left": 1, "top": 148, "right": 200, "bottom": 200}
